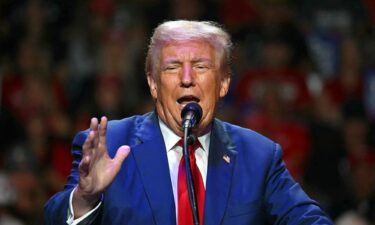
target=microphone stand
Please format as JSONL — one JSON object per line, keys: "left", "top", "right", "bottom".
{"left": 182, "top": 126, "right": 200, "bottom": 225}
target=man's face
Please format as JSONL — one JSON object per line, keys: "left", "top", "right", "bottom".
{"left": 148, "top": 40, "right": 230, "bottom": 136}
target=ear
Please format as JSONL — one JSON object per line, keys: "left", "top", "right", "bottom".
{"left": 219, "top": 75, "right": 231, "bottom": 98}
{"left": 147, "top": 74, "right": 158, "bottom": 99}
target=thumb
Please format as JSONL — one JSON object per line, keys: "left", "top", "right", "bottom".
{"left": 114, "top": 145, "right": 131, "bottom": 166}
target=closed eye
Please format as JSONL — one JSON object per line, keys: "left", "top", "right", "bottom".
{"left": 193, "top": 62, "right": 211, "bottom": 73}
{"left": 163, "top": 63, "right": 180, "bottom": 73}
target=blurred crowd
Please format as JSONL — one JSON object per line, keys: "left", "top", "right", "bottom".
{"left": 1, "top": 0, "right": 375, "bottom": 224}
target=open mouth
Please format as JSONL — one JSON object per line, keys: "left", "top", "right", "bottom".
{"left": 177, "top": 95, "right": 200, "bottom": 105}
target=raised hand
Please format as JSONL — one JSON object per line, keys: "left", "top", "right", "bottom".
{"left": 73, "top": 116, "right": 130, "bottom": 218}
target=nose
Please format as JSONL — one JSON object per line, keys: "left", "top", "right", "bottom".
{"left": 181, "top": 63, "right": 194, "bottom": 87}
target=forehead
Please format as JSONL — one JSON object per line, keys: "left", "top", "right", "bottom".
{"left": 160, "top": 40, "right": 216, "bottom": 61}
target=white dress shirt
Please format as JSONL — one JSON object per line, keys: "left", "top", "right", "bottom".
{"left": 67, "top": 119, "right": 210, "bottom": 224}
{"left": 159, "top": 119, "right": 210, "bottom": 218}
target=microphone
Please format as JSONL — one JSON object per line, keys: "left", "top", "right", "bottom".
{"left": 181, "top": 102, "right": 203, "bottom": 129}
{"left": 180, "top": 102, "right": 202, "bottom": 225}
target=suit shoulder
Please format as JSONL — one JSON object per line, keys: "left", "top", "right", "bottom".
{"left": 218, "top": 120, "right": 280, "bottom": 160}
{"left": 73, "top": 112, "right": 153, "bottom": 145}
{"left": 221, "top": 120, "right": 275, "bottom": 146}
{"left": 105, "top": 112, "right": 154, "bottom": 139}
{"left": 107, "top": 113, "right": 150, "bottom": 131}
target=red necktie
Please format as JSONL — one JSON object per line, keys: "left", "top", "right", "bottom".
{"left": 178, "top": 140, "right": 205, "bottom": 225}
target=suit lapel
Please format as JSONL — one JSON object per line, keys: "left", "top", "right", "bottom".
{"left": 130, "top": 114, "right": 236, "bottom": 225}
{"left": 204, "top": 119, "right": 237, "bottom": 225}
{"left": 131, "top": 113, "right": 176, "bottom": 225}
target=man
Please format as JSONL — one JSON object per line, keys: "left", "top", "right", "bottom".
{"left": 44, "top": 20, "right": 333, "bottom": 225}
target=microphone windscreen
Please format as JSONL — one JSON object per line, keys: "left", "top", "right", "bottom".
{"left": 181, "top": 102, "right": 202, "bottom": 128}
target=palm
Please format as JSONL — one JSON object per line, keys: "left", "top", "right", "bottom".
{"left": 78, "top": 116, "right": 130, "bottom": 197}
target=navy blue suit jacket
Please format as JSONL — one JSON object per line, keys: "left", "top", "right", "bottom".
{"left": 44, "top": 112, "right": 332, "bottom": 224}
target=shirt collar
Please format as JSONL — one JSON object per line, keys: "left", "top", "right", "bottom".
{"left": 158, "top": 118, "right": 210, "bottom": 152}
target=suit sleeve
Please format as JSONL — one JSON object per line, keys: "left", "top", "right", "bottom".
{"left": 44, "top": 130, "right": 102, "bottom": 225}
{"left": 264, "top": 143, "right": 333, "bottom": 225}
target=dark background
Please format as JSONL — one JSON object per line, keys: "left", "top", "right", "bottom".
{"left": 1, "top": 0, "right": 375, "bottom": 224}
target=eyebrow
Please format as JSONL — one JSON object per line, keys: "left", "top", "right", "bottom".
{"left": 192, "top": 58, "right": 212, "bottom": 64}
{"left": 162, "top": 57, "right": 213, "bottom": 65}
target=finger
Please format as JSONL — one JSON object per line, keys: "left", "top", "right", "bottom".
{"left": 82, "top": 130, "right": 95, "bottom": 157}
{"left": 89, "top": 117, "right": 99, "bottom": 150}
{"left": 90, "top": 118, "right": 100, "bottom": 150}
{"left": 90, "top": 117, "right": 99, "bottom": 132}
{"left": 98, "top": 116, "right": 108, "bottom": 147}
{"left": 113, "top": 145, "right": 131, "bottom": 167}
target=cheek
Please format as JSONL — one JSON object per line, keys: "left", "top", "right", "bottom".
{"left": 158, "top": 78, "right": 177, "bottom": 101}
{"left": 203, "top": 84, "right": 221, "bottom": 108}
{"left": 201, "top": 79, "right": 221, "bottom": 102}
